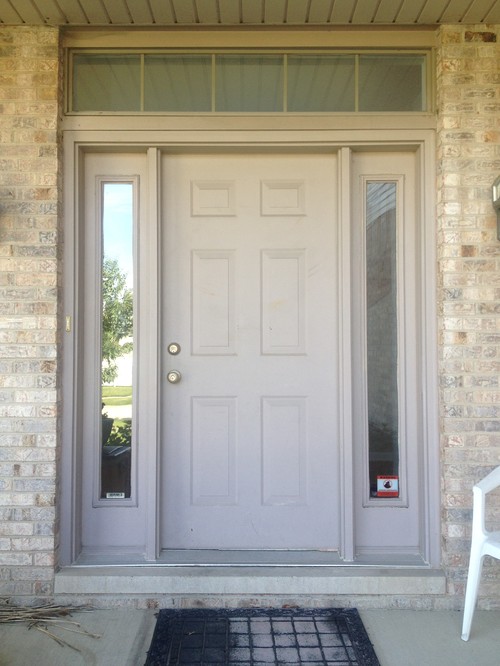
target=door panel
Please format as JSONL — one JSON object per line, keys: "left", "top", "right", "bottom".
{"left": 160, "top": 153, "right": 339, "bottom": 550}
{"left": 80, "top": 152, "right": 148, "bottom": 552}
{"left": 351, "top": 150, "right": 422, "bottom": 558}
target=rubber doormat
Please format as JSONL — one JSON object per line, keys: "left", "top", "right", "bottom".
{"left": 144, "top": 607, "right": 380, "bottom": 665}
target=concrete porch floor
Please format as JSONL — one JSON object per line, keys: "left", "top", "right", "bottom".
{"left": 1, "top": 608, "right": 500, "bottom": 665}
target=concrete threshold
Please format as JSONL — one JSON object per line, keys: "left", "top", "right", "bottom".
{"left": 55, "top": 565, "right": 446, "bottom": 597}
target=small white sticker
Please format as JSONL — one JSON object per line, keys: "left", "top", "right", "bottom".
{"left": 106, "top": 492, "right": 125, "bottom": 499}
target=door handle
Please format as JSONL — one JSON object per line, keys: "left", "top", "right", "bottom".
{"left": 168, "top": 342, "right": 181, "bottom": 355}
{"left": 167, "top": 370, "right": 182, "bottom": 384}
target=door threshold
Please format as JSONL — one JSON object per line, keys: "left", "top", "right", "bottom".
{"left": 72, "top": 548, "right": 427, "bottom": 568}
{"left": 159, "top": 549, "right": 346, "bottom": 567}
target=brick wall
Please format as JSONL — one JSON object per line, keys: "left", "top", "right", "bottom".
{"left": 0, "top": 26, "right": 60, "bottom": 599}
{"left": 436, "top": 24, "right": 500, "bottom": 608}
{"left": 0, "top": 22, "right": 499, "bottom": 607}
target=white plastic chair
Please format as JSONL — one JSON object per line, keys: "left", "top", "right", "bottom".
{"left": 461, "top": 465, "right": 500, "bottom": 641}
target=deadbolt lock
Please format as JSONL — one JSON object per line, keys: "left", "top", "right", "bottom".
{"left": 168, "top": 342, "right": 181, "bottom": 355}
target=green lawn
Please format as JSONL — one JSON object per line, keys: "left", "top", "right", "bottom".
{"left": 102, "top": 385, "right": 132, "bottom": 407}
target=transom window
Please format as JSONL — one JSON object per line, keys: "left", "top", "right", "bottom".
{"left": 68, "top": 50, "right": 429, "bottom": 113}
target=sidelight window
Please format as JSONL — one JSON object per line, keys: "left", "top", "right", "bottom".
{"left": 365, "top": 181, "right": 399, "bottom": 498}
{"left": 99, "top": 181, "right": 135, "bottom": 500}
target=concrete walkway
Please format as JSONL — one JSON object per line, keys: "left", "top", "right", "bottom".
{"left": 361, "top": 609, "right": 500, "bottom": 666}
{"left": 0, "top": 608, "right": 499, "bottom": 665}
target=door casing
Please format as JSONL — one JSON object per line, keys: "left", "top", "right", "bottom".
{"left": 61, "top": 127, "right": 439, "bottom": 567}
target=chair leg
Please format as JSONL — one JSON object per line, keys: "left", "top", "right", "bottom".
{"left": 461, "top": 548, "right": 484, "bottom": 641}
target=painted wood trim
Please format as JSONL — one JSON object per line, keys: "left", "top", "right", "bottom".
{"left": 62, "top": 28, "right": 438, "bottom": 49}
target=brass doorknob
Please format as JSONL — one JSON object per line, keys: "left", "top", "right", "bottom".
{"left": 167, "top": 370, "right": 182, "bottom": 384}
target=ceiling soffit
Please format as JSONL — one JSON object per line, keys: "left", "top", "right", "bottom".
{"left": 1, "top": 0, "right": 499, "bottom": 27}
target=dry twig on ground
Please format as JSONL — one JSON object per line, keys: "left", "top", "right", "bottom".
{"left": 0, "top": 602, "right": 100, "bottom": 652}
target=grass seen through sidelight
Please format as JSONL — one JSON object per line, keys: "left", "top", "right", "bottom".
{"left": 102, "top": 385, "right": 132, "bottom": 407}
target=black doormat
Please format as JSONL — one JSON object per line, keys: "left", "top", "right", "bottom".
{"left": 144, "top": 607, "right": 380, "bottom": 665}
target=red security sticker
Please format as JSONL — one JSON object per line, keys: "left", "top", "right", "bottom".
{"left": 377, "top": 476, "right": 399, "bottom": 497}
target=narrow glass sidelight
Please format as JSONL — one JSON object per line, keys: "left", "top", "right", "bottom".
{"left": 365, "top": 181, "right": 399, "bottom": 498}
{"left": 100, "top": 182, "right": 135, "bottom": 500}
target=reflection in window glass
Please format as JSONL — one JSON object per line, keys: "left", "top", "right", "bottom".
{"left": 366, "top": 182, "right": 399, "bottom": 497}
{"left": 216, "top": 55, "right": 283, "bottom": 112}
{"left": 287, "top": 55, "right": 355, "bottom": 112}
{"left": 359, "top": 55, "right": 425, "bottom": 112}
{"left": 71, "top": 51, "right": 429, "bottom": 113}
{"left": 73, "top": 55, "right": 141, "bottom": 112}
{"left": 101, "top": 183, "right": 134, "bottom": 499}
{"left": 144, "top": 55, "right": 212, "bottom": 112}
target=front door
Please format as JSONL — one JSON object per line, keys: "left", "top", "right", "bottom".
{"left": 69, "top": 141, "right": 435, "bottom": 567}
{"left": 160, "top": 152, "right": 340, "bottom": 551}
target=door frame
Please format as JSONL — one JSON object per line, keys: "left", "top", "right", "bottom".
{"left": 60, "top": 125, "right": 439, "bottom": 567}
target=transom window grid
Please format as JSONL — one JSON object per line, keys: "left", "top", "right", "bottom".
{"left": 68, "top": 50, "right": 431, "bottom": 114}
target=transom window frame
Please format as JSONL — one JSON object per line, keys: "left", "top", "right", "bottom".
{"left": 65, "top": 48, "right": 434, "bottom": 115}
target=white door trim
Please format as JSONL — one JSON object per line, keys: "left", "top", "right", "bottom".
{"left": 61, "top": 128, "right": 439, "bottom": 567}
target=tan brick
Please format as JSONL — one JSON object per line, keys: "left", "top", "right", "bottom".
{"left": 0, "top": 24, "right": 60, "bottom": 602}
{"left": 438, "top": 20, "right": 500, "bottom": 610}
{"left": 0, "top": 20, "right": 499, "bottom": 609}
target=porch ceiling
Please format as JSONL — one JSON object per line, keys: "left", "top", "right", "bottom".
{"left": 0, "top": 0, "right": 499, "bottom": 27}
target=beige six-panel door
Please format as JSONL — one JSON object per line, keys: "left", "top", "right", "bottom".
{"left": 160, "top": 152, "right": 340, "bottom": 551}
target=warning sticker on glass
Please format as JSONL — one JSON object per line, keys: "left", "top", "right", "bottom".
{"left": 377, "top": 476, "right": 399, "bottom": 497}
